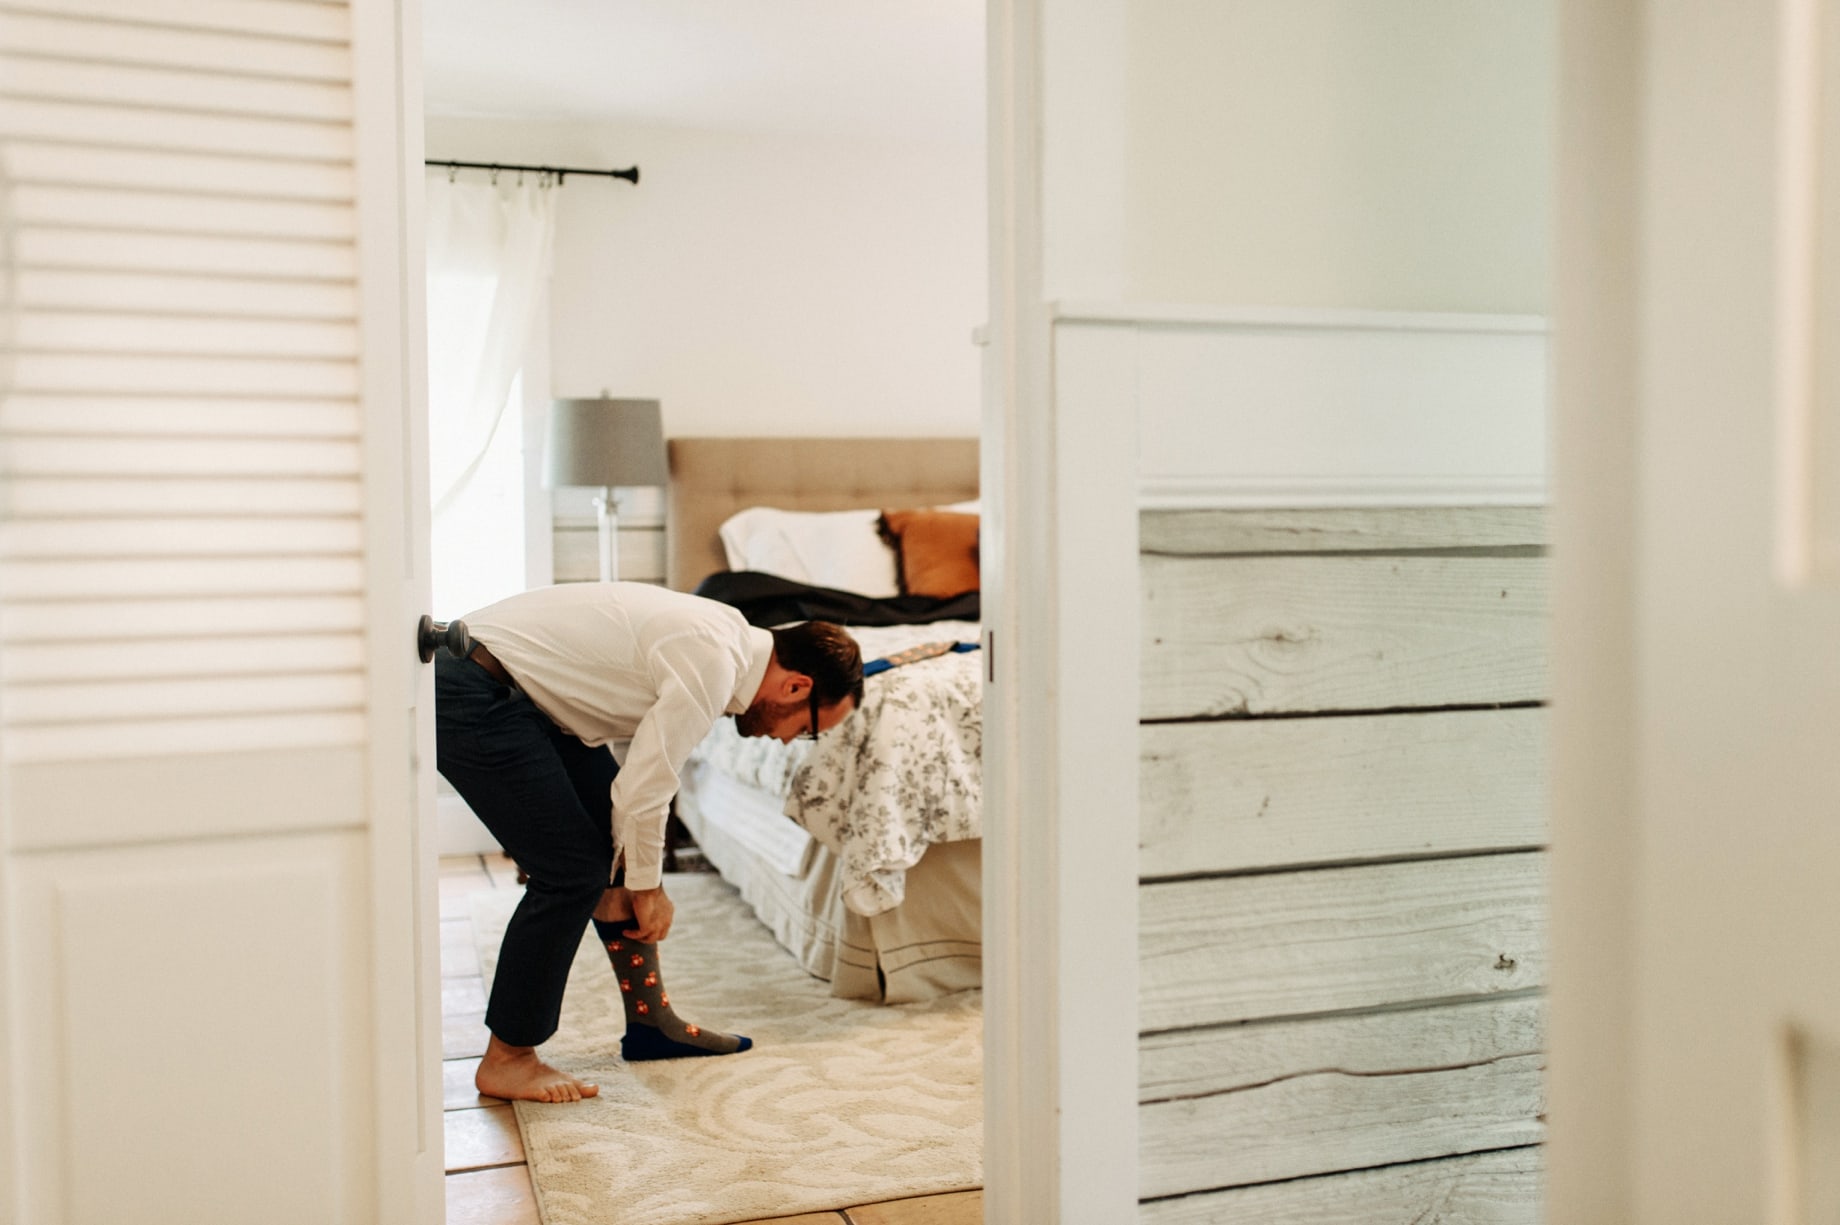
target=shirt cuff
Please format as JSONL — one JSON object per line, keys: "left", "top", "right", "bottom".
{"left": 619, "top": 820, "right": 667, "bottom": 892}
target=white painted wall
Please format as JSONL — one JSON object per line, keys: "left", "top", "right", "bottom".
{"left": 1123, "top": 0, "right": 1553, "bottom": 314}
{"left": 425, "top": 117, "right": 986, "bottom": 438}
{"left": 1084, "top": 0, "right": 1555, "bottom": 506}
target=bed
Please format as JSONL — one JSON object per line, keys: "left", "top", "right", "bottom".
{"left": 665, "top": 437, "right": 983, "bottom": 1003}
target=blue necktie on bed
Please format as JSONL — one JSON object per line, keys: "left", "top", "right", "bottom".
{"left": 862, "top": 641, "right": 980, "bottom": 676}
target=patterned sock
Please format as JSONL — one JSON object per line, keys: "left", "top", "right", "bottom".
{"left": 591, "top": 918, "right": 753, "bottom": 1060}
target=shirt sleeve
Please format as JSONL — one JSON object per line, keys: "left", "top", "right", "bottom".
{"left": 608, "top": 630, "right": 740, "bottom": 890}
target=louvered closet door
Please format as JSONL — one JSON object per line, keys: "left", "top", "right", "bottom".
{"left": 0, "top": 3, "right": 436, "bottom": 1224}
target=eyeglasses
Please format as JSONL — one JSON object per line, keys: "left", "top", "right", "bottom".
{"left": 799, "top": 689, "right": 821, "bottom": 741}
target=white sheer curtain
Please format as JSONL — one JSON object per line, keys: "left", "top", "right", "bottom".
{"left": 424, "top": 170, "right": 559, "bottom": 618}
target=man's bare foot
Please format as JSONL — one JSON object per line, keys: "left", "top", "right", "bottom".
{"left": 474, "top": 1034, "right": 599, "bottom": 1103}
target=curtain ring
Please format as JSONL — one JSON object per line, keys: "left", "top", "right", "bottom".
{"left": 447, "top": 164, "right": 457, "bottom": 183}
{"left": 489, "top": 167, "right": 500, "bottom": 185}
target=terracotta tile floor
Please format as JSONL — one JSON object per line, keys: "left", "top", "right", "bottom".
{"left": 440, "top": 853, "right": 983, "bottom": 1225}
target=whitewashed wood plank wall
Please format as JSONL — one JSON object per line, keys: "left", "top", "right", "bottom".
{"left": 1138, "top": 506, "right": 1548, "bottom": 1222}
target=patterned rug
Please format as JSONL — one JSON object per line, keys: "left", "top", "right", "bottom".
{"left": 471, "top": 873, "right": 983, "bottom": 1225}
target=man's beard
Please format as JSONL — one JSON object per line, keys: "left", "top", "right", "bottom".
{"left": 734, "top": 696, "right": 803, "bottom": 738}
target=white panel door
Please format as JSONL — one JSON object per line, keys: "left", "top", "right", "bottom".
{"left": 0, "top": 1, "right": 438, "bottom": 1222}
{"left": 1551, "top": 2, "right": 1840, "bottom": 1222}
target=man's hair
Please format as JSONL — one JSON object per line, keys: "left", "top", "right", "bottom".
{"left": 770, "top": 621, "right": 863, "bottom": 707}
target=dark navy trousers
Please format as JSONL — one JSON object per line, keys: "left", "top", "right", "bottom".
{"left": 434, "top": 653, "right": 619, "bottom": 1047}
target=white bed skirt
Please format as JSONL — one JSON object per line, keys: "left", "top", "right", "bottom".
{"left": 677, "top": 758, "right": 981, "bottom": 1002}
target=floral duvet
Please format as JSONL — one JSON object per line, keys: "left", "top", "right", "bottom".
{"left": 688, "top": 621, "right": 983, "bottom": 916}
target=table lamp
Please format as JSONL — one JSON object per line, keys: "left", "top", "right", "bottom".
{"left": 545, "top": 397, "right": 668, "bottom": 581}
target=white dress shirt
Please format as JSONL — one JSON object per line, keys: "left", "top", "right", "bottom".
{"left": 463, "top": 582, "right": 773, "bottom": 891}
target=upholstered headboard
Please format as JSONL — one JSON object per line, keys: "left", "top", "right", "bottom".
{"left": 666, "top": 437, "right": 980, "bottom": 592}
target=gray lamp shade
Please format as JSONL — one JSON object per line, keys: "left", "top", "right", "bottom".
{"left": 545, "top": 398, "right": 669, "bottom": 488}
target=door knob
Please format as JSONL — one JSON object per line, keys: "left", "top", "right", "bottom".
{"left": 417, "top": 615, "right": 475, "bottom": 663}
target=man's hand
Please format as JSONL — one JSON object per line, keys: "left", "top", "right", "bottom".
{"left": 625, "top": 884, "right": 674, "bottom": 942}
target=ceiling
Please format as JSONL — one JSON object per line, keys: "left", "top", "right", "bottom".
{"left": 421, "top": 0, "right": 986, "bottom": 145}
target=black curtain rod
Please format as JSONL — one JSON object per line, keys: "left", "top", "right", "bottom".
{"left": 425, "top": 159, "right": 640, "bottom": 185}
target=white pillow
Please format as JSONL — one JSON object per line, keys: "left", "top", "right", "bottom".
{"left": 718, "top": 506, "right": 901, "bottom": 597}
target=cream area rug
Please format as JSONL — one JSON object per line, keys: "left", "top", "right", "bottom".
{"left": 471, "top": 873, "right": 982, "bottom": 1225}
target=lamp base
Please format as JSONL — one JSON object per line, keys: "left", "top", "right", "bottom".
{"left": 592, "top": 488, "right": 621, "bottom": 582}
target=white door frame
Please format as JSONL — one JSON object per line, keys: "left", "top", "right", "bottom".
{"left": 1546, "top": 1, "right": 1641, "bottom": 1219}
{"left": 358, "top": 0, "right": 443, "bottom": 1220}
{"left": 983, "top": 1, "right": 1140, "bottom": 1221}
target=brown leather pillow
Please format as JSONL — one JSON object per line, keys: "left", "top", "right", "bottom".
{"left": 877, "top": 509, "right": 980, "bottom": 598}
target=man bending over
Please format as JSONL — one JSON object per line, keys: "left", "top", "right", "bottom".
{"left": 436, "top": 581, "right": 862, "bottom": 1103}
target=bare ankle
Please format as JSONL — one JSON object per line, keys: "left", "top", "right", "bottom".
{"left": 480, "top": 1034, "right": 535, "bottom": 1066}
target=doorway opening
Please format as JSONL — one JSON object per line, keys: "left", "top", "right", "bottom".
{"left": 417, "top": 3, "right": 990, "bottom": 1220}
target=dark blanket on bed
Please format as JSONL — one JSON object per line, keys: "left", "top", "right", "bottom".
{"left": 694, "top": 571, "right": 981, "bottom": 628}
